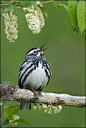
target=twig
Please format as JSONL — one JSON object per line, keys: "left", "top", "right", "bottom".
{"left": 0, "top": 4, "right": 8, "bottom": 6}
{"left": 0, "top": 4, "right": 24, "bottom": 8}
{"left": 0, "top": 81, "right": 86, "bottom": 108}
{"left": 0, "top": 101, "right": 5, "bottom": 124}
{"left": 41, "top": 0, "right": 63, "bottom": 5}
{"left": 0, "top": 1, "right": 63, "bottom": 7}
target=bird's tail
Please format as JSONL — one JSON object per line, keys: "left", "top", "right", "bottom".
{"left": 26, "top": 102, "right": 31, "bottom": 110}
{"left": 20, "top": 101, "right": 31, "bottom": 110}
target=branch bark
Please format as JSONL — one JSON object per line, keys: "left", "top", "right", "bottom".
{"left": 0, "top": 82, "right": 86, "bottom": 108}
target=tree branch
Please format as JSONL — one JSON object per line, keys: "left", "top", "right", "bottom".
{"left": 0, "top": 101, "right": 5, "bottom": 122}
{"left": 0, "top": 1, "right": 63, "bottom": 7}
{"left": 0, "top": 4, "right": 8, "bottom": 6}
{"left": 0, "top": 82, "right": 86, "bottom": 108}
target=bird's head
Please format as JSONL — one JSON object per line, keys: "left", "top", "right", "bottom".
{"left": 25, "top": 44, "right": 47, "bottom": 60}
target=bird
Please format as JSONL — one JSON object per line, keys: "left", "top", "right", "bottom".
{"left": 18, "top": 44, "right": 52, "bottom": 110}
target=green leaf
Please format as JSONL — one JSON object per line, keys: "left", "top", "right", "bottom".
{"left": 20, "top": 1, "right": 36, "bottom": 7}
{"left": 11, "top": 1, "right": 21, "bottom": 6}
{"left": 62, "top": 4, "right": 68, "bottom": 13}
{"left": 77, "top": 1, "right": 85, "bottom": 34}
{"left": 28, "top": 1, "right": 36, "bottom": 7}
{"left": 54, "top": 2, "right": 62, "bottom": 11}
{"left": 38, "top": 6, "right": 48, "bottom": 18}
{"left": 4, "top": 101, "right": 14, "bottom": 107}
{"left": 0, "top": 0, "right": 4, "bottom": 4}
{"left": 0, "top": 1, "right": 2, "bottom": 4}
{"left": 20, "top": 1, "right": 26, "bottom": 6}
{"left": 1, "top": 119, "right": 9, "bottom": 127}
{"left": 19, "top": 0, "right": 29, "bottom": 6}
{"left": 4, "top": 5, "right": 15, "bottom": 12}
{"left": 24, "top": 0, "right": 30, "bottom": 5}
{"left": 9, "top": 118, "right": 31, "bottom": 126}
{"left": 3, "top": 105, "right": 20, "bottom": 120}
{"left": 73, "top": 25, "right": 79, "bottom": 33}
{"left": 68, "top": 1, "right": 78, "bottom": 30}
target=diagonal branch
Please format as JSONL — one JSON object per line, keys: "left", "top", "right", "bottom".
{"left": 0, "top": 81, "right": 86, "bottom": 108}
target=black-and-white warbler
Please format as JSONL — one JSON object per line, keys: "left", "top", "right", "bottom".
{"left": 18, "top": 45, "right": 52, "bottom": 110}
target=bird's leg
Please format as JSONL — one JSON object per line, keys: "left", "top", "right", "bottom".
{"left": 23, "top": 85, "right": 38, "bottom": 109}
{"left": 25, "top": 85, "right": 39, "bottom": 102}
{"left": 25, "top": 85, "right": 37, "bottom": 96}
{"left": 38, "top": 91, "right": 42, "bottom": 96}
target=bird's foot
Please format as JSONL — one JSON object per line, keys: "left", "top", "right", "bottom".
{"left": 25, "top": 85, "right": 43, "bottom": 105}
{"left": 29, "top": 96, "right": 38, "bottom": 102}
{"left": 25, "top": 85, "right": 42, "bottom": 97}
{"left": 25, "top": 85, "right": 36, "bottom": 96}
{"left": 25, "top": 85, "right": 40, "bottom": 103}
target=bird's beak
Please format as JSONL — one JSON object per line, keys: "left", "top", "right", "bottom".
{"left": 40, "top": 44, "right": 47, "bottom": 51}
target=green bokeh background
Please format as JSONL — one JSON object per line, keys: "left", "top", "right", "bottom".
{"left": 1, "top": 1, "right": 85, "bottom": 127}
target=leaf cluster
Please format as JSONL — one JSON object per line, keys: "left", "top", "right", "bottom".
{"left": 68, "top": 1, "right": 85, "bottom": 34}
{"left": 1, "top": 0, "right": 85, "bottom": 34}
{"left": 53, "top": 1, "right": 85, "bottom": 34}
{"left": 1, "top": 101, "right": 31, "bottom": 127}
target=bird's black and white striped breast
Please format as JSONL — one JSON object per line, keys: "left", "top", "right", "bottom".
{"left": 19, "top": 60, "right": 51, "bottom": 90}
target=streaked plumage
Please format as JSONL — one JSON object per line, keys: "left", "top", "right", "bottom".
{"left": 18, "top": 45, "right": 52, "bottom": 110}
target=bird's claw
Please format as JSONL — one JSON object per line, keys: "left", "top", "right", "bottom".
{"left": 29, "top": 96, "right": 38, "bottom": 102}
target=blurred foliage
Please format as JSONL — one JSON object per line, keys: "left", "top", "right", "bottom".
{"left": 1, "top": 1, "right": 85, "bottom": 127}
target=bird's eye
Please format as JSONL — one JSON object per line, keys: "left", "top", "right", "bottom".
{"left": 34, "top": 51, "right": 37, "bottom": 54}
